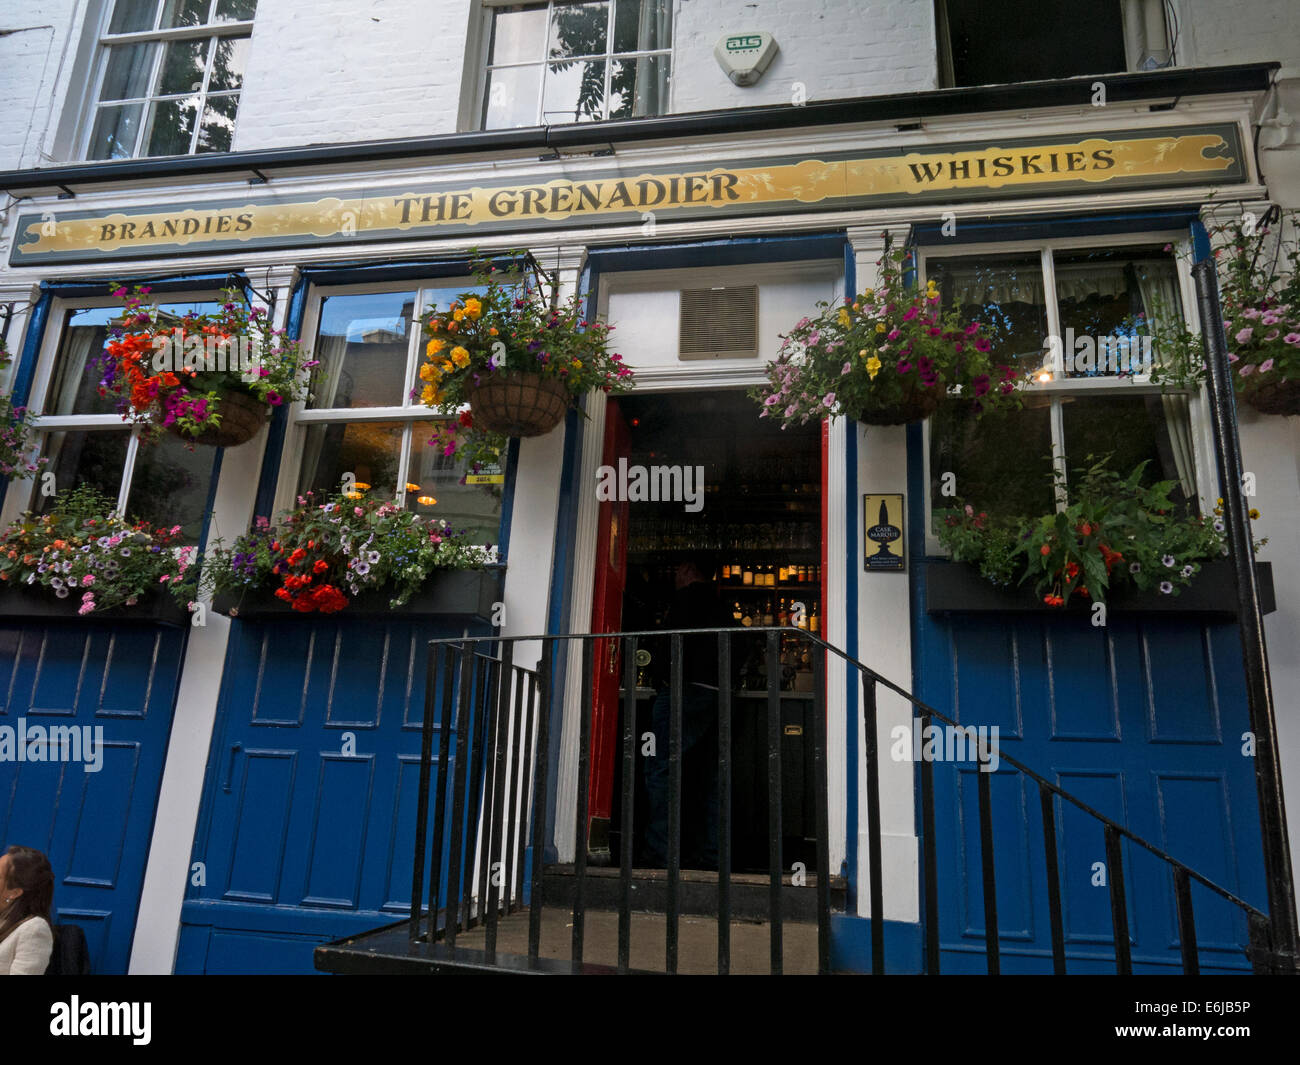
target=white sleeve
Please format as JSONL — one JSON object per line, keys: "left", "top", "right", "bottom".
{"left": 9, "top": 919, "right": 54, "bottom": 975}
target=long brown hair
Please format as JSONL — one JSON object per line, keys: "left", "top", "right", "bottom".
{"left": 0, "top": 845, "right": 54, "bottom": 944}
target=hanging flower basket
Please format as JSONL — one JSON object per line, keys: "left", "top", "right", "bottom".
{"left": 168, "top": 387, "right": 268, "bottom": 447}
{"left": 466, "top": 370, "right": 570, "bottom": 437}
{"left": 846, "top": 388, "right": 941, "bottom": 426}
{"left": 1244, "top": 378, "right": 1300, "bottom": 417}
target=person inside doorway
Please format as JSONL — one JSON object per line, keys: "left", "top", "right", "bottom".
{"left": 642, "top": 559, "right": 733, "bottom": 870}
{"left": 0, "top": 845, "right": 54, "bottom": 975}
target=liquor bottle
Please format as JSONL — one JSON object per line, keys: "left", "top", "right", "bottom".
{"left": 809, "top": 603, "right": 820, "bottom": 633}
{"left": 722, "top": 562, "right": 731, "bottom": 580}
{"left": 732, "top": 561, "right": 740, "bottom": 583}
{"left": 743, "top": 563, "right": 754, "bottom": 586}
{"left": 767, "top": 564, "right": 777, "bottom": 587}
{"left": 763, "top": 598, "right": 774, "bottom": 626}
{"left": 778, "top": 598, "right": 789, "bottom": 626}
{"left": 732, "top": 600, "right": 743, "bottom": 622}
{"left": 741, "top": 605, "right": 754, "bottom": 627}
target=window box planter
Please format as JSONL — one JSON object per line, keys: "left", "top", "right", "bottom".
{"left": 212, "top": 565, "right": 505, "bottom": 622}
{"left": 924, "top": 559, "right": 1275, "bottom": 617}
{"left": 0, "top": 585, "right": 191, "bottom": 626}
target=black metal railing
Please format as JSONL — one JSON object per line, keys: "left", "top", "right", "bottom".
{"left": 407, "top": 626, "right": 1278, "bottom": 975}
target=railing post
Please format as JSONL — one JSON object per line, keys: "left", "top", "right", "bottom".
{"left": 766, "top": 629, "right": 784, "bottom": 976}
{"left": 426, "top": 645, "right": 457, "bottom": 951}
{"left": 919, "top": 709, "right": 940, "bottom": 975}
{"left": 1104, "top": 826, "right": 1132, "bottom": 975}
{"left": 571, "top": 637, "right": 595, "bottom": 966}
{"left": 717, "top": 631, "right": 733, "bottom": 976}
{"left": 618, "top": 635, "right": 637, "bottom": 974}
{"left": 528, "top": 639, "right": 555, "bottom": 965}
{"left": 485, "top": 643, "right": 513, "bottom": 960}
{"left": 862, "top": 674, "right": 884, "bottom": 975}
{"left": 1173, "top": 867, "right": 1199, "bottom": 976}
{"left": 976, "top": 746, "right": 1000, "bottom": 975}
{"left": 443, "top": 647, "right": 475, "bottom": 951}
{"left": 409, "top": 641, "right": 439, "bottom": 944}
{"left": 666, "top": 633, "right": 683, "bottom": 975}
{"left": 811, "top": 633, "right": 830, "bottom": 975}
{"left": 1038, "top": 783, "right": 1066, "bottom": 976}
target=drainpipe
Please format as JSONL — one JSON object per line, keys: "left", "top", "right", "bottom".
{"left": 1193, "top": 258, "right": 1299, "bottom": 973}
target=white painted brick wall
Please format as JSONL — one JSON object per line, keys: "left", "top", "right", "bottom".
{"left": 0, "top": 0, "right": 1296, "bottom": 166}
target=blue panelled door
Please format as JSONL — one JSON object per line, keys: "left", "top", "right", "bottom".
{"left": 177, "top": 613, "right": 487, "bottom": 975}
{"left": 912, "top": 590, "right": 1267, "bottom": 974}
{"left": 0, "top": 620, "right": 187, "bottom": 974}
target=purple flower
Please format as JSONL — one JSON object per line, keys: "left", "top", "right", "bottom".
{"left": 822, "top": 393, "right": 836, "bottom": 408}
{"left": 1235, "top": 327, "right": 1254, "bottom": 344}
{"left": 1259, "top": 358, "right": 1275, "bottom": 373}
{"left": 1159, "top": 581, "right": 1173, "bottom": 595}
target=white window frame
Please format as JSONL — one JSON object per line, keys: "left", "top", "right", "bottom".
{"left": 274, "top": 278, "right": 495, "bottom": 529}
{"left": 918, "top": 230, "right": 1216, "bottom": 556}
{"left": 473, "top": 0, "right": 674, "bottom": 130}
{"left": 0, "top": 290, "right": 228, "bottom": 532}
{"left": 78, "top": 0, "right": 256, "bottom": 161}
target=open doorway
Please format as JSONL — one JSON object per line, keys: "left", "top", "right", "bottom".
{"left": 587, "top": 390, "right": 824, "bottom": 873}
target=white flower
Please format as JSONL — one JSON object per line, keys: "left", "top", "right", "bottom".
{"left": 1161, "top": 554, "right": 1175, "bottom": 567}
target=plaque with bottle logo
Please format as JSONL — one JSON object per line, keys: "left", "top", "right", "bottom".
{"left": 863, "top": 493, "right": 905, "bottom": 571}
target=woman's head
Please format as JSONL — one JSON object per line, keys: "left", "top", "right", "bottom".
{"left": 0, "top": 846, "right": 54, "bottom": 936}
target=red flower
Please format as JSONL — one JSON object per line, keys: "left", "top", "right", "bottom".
{"left": 1040, "top": 544, "right": 1051, "bottom": 556}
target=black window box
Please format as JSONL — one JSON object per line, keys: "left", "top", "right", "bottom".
{"left": 924, "top": 559, "right": 1275, "bottom": 617}
{"left": 0, "top": 585, "right": 191, "bottom": 626}
{"left": 212, "top": 565, "right": 505, "bottom": 622}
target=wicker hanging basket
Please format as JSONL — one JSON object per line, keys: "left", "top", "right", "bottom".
{"left": 1244, "top": 379, "right": 1300, "bottom": 417}
{"left": 168, "top": 388, "right": 268, "bottom": 448}
{"left": 847, "top": 388, "right": 941, "bottom": 426}
{"left": 466, "top": 371, "right": 571, "bottom": 437}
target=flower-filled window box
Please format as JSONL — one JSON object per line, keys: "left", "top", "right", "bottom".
{"left": 0, "top": 485, "right": 198, "bottom": 623}
{"left": 205, "top": 485, "right": 501, "bottom": 620}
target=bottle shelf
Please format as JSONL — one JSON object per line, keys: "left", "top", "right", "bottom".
{"left": 720, "top": 583, "right": 821, "bottom": 593}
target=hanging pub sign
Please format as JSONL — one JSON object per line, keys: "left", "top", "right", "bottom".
{"left": 864, "top": 494, "right": 905, "bottom": 571}
{"left": 10, "top": 123, "right": 1246, "bottom": 265}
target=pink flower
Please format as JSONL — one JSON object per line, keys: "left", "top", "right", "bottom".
{"left": 1235, "top": 327, "right": 1254, "bottom": 344}
{"left": 78, "top": 601, "right": 95, "bottom": 616}
{"left": 902, "top": 306, "right": 919, "bottom": 321}
{"left": 1239, "top": 363, "right": 1255, "bottom": 376}
{"left": 160, "top": 574, "right": 171, "bottom": 583}
{"left": 354, "top": 506, "right": 364, "bottom": 516}
{"left": 1284, "top": 333, "right": 1300, "bottom": 345}
{"left": 1259, "top": 358, "right": 1275, "bottom": 373}
{"left": 81, "top": 574, "right": 94, "bottom": 586}
{"left": 823, "top": 393, "right": 836, "bottom": 408}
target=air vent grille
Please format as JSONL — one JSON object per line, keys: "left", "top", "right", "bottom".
{"left": 678, "top": 285, "right": 759, "bottom": 359}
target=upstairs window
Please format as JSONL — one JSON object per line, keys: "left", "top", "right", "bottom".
{"left": 83, "top": 0, "right": 257, "bottom": 160}
{"left": 935, "top": 0, "right": 1164, "bottom": 88}
{"left": 481, "top": 0, "right": 672, "bottom": 129}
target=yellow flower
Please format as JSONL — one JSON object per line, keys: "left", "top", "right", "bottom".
{"left": 463, "top": 297, "right": 482, "bottom": 320}
{"left": 838, "top": 308, "right": 851, "bottom": 328}
{"left": 450, "top": 346, "right": 471, "bottom": 369}
{"left": 866, "top": 356, "right": 882, "bottom": 379}
{"left": 344, "top": 491, "right": 363, "bottom": 500}
{"left": 1249, "top": 508, "right": 1260, "bottom": 520}
{"left": 353, "top": 482, "right": 371, "bottom": 491}
{"left": 863, "top": 288, "right": 874, "bottom": 298}
{"left": 571, "top": 359, "right": 582, "bottom": 369}
{"left": 426, "top": 338, "right": 446, "bottom": 356}
{"left": 439, "top": 359, "right": 454, "bottom": 373}
{"left": 858, "top": 348, "right": 868, "bottom": 358}
{"left": 452, "top": 307, "right": 465, "bottom": 322}
{"left": 419, "top": 362, "right": 442, "bottom": 382}
{"left": 875, "top": 323, "right": 886, "bottom": 333}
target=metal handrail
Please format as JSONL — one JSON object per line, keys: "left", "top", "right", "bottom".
{"left": 408, "top": 625, "right": 1274, "bottom": 974}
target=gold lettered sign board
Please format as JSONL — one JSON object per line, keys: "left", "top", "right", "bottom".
{"left": 10, "top": 123, "right": 1245, "bottom": 265}
{"left": 864, "top": 494, "right": 905, "bottom": 571}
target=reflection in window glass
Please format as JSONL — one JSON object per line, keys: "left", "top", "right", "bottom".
{"left": 929, "top": 252, "right": 1049, "bottom": 377}
{"left": 406, "top": 426, "right": 506, "bottom": 547}
{"left": 126, "top": 433, "right": 219, "bottom": 541}
{"left": 309, "top": 292, "right": 415, "bottom": 409}
{"left": 1060, "top": 394, "right": 1195, "bottom": 509}
{"left": 1054, "top": 246, "right": 1180, "bottom": 379}
{"left": 38, "top": 431, "right": 132, "bottom": 512}
{"left": 930, "top": 403, "right": 1055, "bottom": 520}
{"left": 297, "top": 421, "right": 404, "bottom": 502}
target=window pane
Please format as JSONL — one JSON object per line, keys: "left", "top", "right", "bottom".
{"left": 38, "top": 431, "right": 131, "bottom": 512}
{"left": 483, "top": 65, "right": 542, "bottom": 128}
{"left": 161, "top": 0, "right": 211, "bottom": 28}
{"left": 109, "top": 0, "right": 160, "bottom": 34}
{"left": 544, "top": 58, "right": 607, "bottom": 122}
{"left": 406, "top": 426, "right": 506, "bottom": 547}
{"left": 930, "top": 404, "right": 1055, "bottom": 520}
{"left": 198, "top": 93, "right": 237, "bottom": 152}
{"left": 296, "top": 421, "right": 405, "bottom": 502}
{"left": 1060, "top": 394, "right": 1196, "bottom": 508}
{"left": 613, "top": 0, "right": 670, "bottom": 52}
{"left": 1054, "top": 245, "right": 1179, "bottom": 379}
{"left": 126, "top": 433, "right": 219, "bottom": 543}
{"left": 146, "top": 97, "right": 198, "bottom": 155}
{"left": 549, "top": 1, "right": 609, "bottom": 60}
{"left": 87, "top": 102, "right": 144, "bottom": 160}
{"left": 45, "top": 300, "right": 224, "bottom": 416}
{"left": 214, "top": 0, "right": 257, "bottom": 21}
{"left": 100, "top": 42, "right": 156, "bottom": 100}
{"left": 158, "top": 36, "right": 210, "bottom": 95}
{"left": 487, "top": 5, "right": 548, "bottom": 65}
{"left": 209, "top": 34, "right": 249, "bottom": 90}
{"left": 609, "top": 53, "right": 667, "bottom": 118}
{"left": 928, "top": 253, "right": 1049, "bottom": 378}
{"left": 309, "top": 292, "right": 415, "bottom": 409}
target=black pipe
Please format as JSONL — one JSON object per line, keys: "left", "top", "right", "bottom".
{"left": 1193, "top": 258, "right": 1299, "bottom": 973}
{"left": 0, "top": 64, "right": 1276, "bottom": 194}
